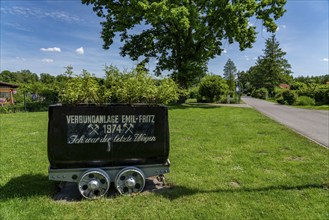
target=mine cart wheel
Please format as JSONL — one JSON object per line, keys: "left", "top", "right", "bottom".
{"left": 115, "top": 167, "right": 145, "bottom": 195}
{"left": 78, "top": 169, "right": 110, "bottom": 199}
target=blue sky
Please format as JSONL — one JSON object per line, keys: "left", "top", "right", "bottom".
{"left": 1, "top": 0, "right": 328, "bottom": 78}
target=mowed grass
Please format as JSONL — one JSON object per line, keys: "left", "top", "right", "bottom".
{"left": 0, "top": 106, "right": 328, "bottom": 219}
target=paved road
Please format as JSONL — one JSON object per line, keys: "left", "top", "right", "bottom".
{"left": 242, "top": 96, "right": 329, "bottom": 148}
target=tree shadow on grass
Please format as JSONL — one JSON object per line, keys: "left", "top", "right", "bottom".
{"left": 0, "top": 175, "right": 171, "bottom": 202}
{"left": 155, "top": 183, "right": 329, "bottom": 201}
{"left": 1, "top": 174, "right": 327, "bottom": 202}
{"left": 0, "top": 174, "right": 56, "bottom": 201}
{"left": 168, "top": 103, "right": 222, "bottom": 110}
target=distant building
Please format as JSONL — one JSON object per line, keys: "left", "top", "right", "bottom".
{"left": 279, "top": 84, "right": 290, "bottom": 89}
{"left": 0, "top": 82, "right": 19, "bottom": 105}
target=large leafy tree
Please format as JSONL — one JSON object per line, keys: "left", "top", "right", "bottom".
{"left": 223, "top": 58, "right": 237, "bottom": 94}
{"left": 250, "top": 34, "right": 292, "bottom": 95}
{"left": 82, "top": 0, "right": 287, "bottom": 88}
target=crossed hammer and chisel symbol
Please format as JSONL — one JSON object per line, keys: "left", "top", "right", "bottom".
{"left": 88, "top": 124, "right": 99, "bottom": 135}
{"left": 123, "top": 123, "right": 134, "bottom": 134}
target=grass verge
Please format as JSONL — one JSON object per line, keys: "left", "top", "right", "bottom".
{"left": 266, "top": 97, "right": 329, "bottom": 110}
{"left": 0, "top": 107, "right": 328, "bottom": 219}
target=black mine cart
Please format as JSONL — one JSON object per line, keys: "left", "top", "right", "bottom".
{"left": 48, "top": 104, "right": 170, "bottom": 199}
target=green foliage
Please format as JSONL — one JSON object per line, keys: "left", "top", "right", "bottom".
{"left": 40, "top": 73, "right": 56, "bottom": 84}
{"left": 0, "top": 69, "right": 39, "bottom": 83}
{"left": 273, "top": 87, "right": 286, "bottom": 98}
{"left": 104, "top": 65, "right": 180, "bottom": 104}
{"left": 0, "top": 103, "right": 24, "bottom": 114}
{"left": 247, "top": 35, "right": 292, "bottom": 96}
{"left": 82, "top": 0, "right": 286, "bottom": 88}
{"left": 237, "top": 71, "right": 253, "bottom": 95}
{"left": 294, "top": 74, "right": 329, "bottom": 84}
{"left": 291, "top": 83, "right": 329, "bottom": 105}
{"left": 251, "top": 88, "right": 268, "bottom": 100}
{"left": 314, "top": 86, "right": 329, "bottom": 105}
{"left": 2, "top": 66, "right": 180, "bottom": 107}
{"left": 0, "top": 70, "right": 17, "bottom": 82}
{"left": 282, "top": 90, "right": 297, "bottom": 105}
{"left": 156, "top": 78, "right": 182, "bottom": 104}
{"left": 290, "top": 81, "right": 307, "bottom": 91}
{"left": 223, "top": 59, "right": 237, "bottom": 94}
{"left": 198, "top": 75, "right": 228, "bottom": 102}
{"left": 276, "top": 96, "right": 286, "bottom": 105}
{"left": 295, "top": 96, "right": 315, "bottom": 106}
{"left": 292, "top": 82, "right": 316, "bottom": 98}
{"left": 59, "top": 66, "right": 106, "bottom": 104}
{"left": 219, "top": 94, "right": 239, "bottom": 104}
{"left": 188, "top": 86, "right": 199, "bottom": 99}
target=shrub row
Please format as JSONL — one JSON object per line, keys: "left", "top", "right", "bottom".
{"left": 60, "top": 66, "right": 181, "bottom": 105}
{"left": 0, "top": 102, "right": 51, "bottom": 114}
{"left": 291, "top": 82, "right": 329, "bottom": 105}
{"left": 276, "top": 90, "right": 326, "bottom": 106}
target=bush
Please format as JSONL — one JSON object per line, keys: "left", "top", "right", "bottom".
{"left": 276, "top": 97, "right": 286, "bottom": 105}
{"left": 274, "top": 87, "right": 285, "bottom": 98}
{"left": 290, "top": 82, "right": 308, "bottom": 91}
{"left": 314, "top": 88, "right": 329, "bottom": 105}
{"left": 251, "top": 88, "right": 268, "bottom": 100}
{"left": 60, "top": 65, "right": 181, "bottom": 105}
{"left": 220, "top": 96, "right": 238, "bottom": 104}
{"left": 60, "top": 67, "right": 105, "bottom": 104}
{"left": 291, "top": 82, "right": 329, "bottom": 105}
{"left": 188, "top": 87, "right": 199, "bottom": 99}
{"left": 104, "top": 65, "right": 180, "bottom": 104}
{"left": 25, "top": 102, "right": 50, "bottom": 112}
{"left": 295, "top": 96, "right": 315, "bottom": 106}
{"left": 0, "top": 103, "right": 25, "bottom": 114}
{"left": 198, "top": 75, "right": 228, "bottom": 102}
{"left": 282, "top": 90, "right": 297, "bottom": 105}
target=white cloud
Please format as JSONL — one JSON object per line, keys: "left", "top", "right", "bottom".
{"left": 248, "top": 21, "right": 254, "bottom": 28}
{"left": 322, "top": 58, "right": 329, "bottom": 62}
{"left": 42, "top": 58, "right": 54, "bottom": 63}
{"left": 275, "top": 25, "right": 286, "bottom": 32}
{"left": 1, "top": 7, "right": 82, "bottom": 23}
{"left": 41, "top": 47, "right": 61, "bottom": 52}
{"left": 75, "top": 47, "right": 84, "bottom": 55}
{"left": 16, "top": 57, "right": 26, "bottom": 61}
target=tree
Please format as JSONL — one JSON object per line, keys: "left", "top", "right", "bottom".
{"left": 223, "top": 59, "right": 237, "bottom": 95}
{"left": 40, "top": 73, "right": 56, "bottom": 84}
{"left": 250, "top": 34, "right": 292, "bottom": 96}
{"left": 0, "top": 70, "right": 17, "bottom": 82}
{"left": 82, "top": 0, "right": 287, "bottom": 88}
{"left": 16, "top": 70, "right": 39, "bottom": 83}
{"left": 294, "top": 75, "right": 329, "bottom": 84}
{"left": 237, "top": 70, "right": 252, "bottom": 94}
{"left": 198, "top": 75, "right": 228, "bottom": 102}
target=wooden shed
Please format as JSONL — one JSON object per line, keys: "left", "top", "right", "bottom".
{"left": 0, "top": 82, "right": 19, "bottom": 105}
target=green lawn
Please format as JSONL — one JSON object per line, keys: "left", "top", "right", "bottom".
{"left": 0, "top": 106, "right": 328, "bottom": 219}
